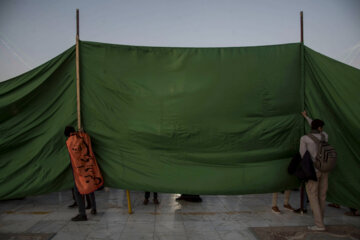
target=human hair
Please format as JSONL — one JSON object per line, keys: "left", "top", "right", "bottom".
{"left": 311, "top": 119, "right": 325, "bottom": 130}
{"left": 64, "top": 126, "right": 76, "bottom": 137}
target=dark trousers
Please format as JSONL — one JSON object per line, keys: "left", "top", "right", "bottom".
{"left": 145, "top": 192, "right": 158, "bottom": 199}
{"left": 74, "top": 185, "right": 96, "bottom": 216}
{"left": 301, "top": 185, "right": 309, "bottom": 209}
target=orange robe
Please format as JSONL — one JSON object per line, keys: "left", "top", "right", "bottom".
{"left": 66, "top": 132, "right": 104, "bottom": 194}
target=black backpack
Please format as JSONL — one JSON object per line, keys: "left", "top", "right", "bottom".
{"left": 307, "top": 133, "right": 337, "bottom": 172}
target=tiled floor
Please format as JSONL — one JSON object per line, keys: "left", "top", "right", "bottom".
{"left": 0, "top": 189, "right": 359, "bottom": 240}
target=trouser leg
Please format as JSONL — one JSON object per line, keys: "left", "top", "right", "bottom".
{"left": 154, "top": 192, "right": 158, "bottom": 199}
{"left": 300, "top": 184, "right": 304, "bottom": 209}
{"left": 74, "top": 185, "right": 86, "bottom": 216}
{"left": 85, "top": 194, "right": 91, "bottom": 208}
{"left": 318, "top": 172, "right": 328, "bottom": 219}
{"left": 145, "top": 192, "right": 150, "bottom": 199}
{"left": 306, "top": 173, "right": 325, "bottom": 228}
{"left": 72, "top": 188, "right": 76, "bottom": 201}
{"left": 302, "top": 186, "right": 308, "bottom": 209}
{"left": 88, "top": 192, "right": 96, "bottom": 211}
{"left": 272, "top": 193, "right": 278, "bottom": 207}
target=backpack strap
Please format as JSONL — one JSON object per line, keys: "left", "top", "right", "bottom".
{"left": 307, "top": 134, "right": 322, "bottom": 163}
{"left": 307, "top": 134, "right": 320, "bottom": 144}
{"left": 307, "top": 133, "right": 326, "bottom": 143}
{"left": 320, "top": 133, "right": 325, "bottom": 142}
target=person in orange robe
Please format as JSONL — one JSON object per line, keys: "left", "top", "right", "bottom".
{"left": 65, "top": 126, "right": 103, "bottom": 221}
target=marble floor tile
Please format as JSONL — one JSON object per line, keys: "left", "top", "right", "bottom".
{"left": 100, "top": 209, "right": 129, "bottom": 222}
{"left": 181, "top": 214, "right": 208, "bottom": 222}
{"left": 155, "top": 221, "right": 185, "bottom": 233}
{"left": 155, "top": 212, "right": 183, "bottom": 222}
{"left": 127, "top": 212, "right": 156, "bottom": 222}
{"left": 212, "top": 220, "right": 243, "bottom": 231}
{"left": 42, "top": 210, "right": 77, "bottom": 221}
{"left": 86, "top": 224, "right": 123, "bottom": 240}
{"left": 0, "top": 220, "right": 37, "bottom": 233}
{"left": 123, "top": 221, "right": 155, "bottom": 233}
{"left": 154, "top": 232, "right": 187, "bottom": 240}
{"left": 155, "top": 205, "right": 183, "bottom": 213}
{"left": 186, "top": 231, "right": 222, "bottom": 240}
{"left": 120, "top": 232, "right": 154, "bottom": 240}
{"left": 0, "top": 189, "right": 357, "bottom": 240}
{"left": 51, "top": 230, "right": 88, "bottom": 240}
{"left": 0, "top": 211, "right": 48, "bottom": 222}
{"left": 217, "top": 230, "right": 257, "bottom": 240}
{"left": 183, "top": 221, "right": 214, "bottom": 232}
{"left": 27, "top": 220, "right": 67, "bottom": 233}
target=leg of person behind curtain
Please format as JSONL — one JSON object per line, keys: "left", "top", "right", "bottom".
{"left": 284, "top": 190, "right": 291, "bottom": 205}
{"left": 303, "top": 185, "right": 309, "bottom": 210}
{"left": 272, "top": 193, "right": 280, "bottom": 213}
{"left": 345, "top": 208, "right": 360, "bottom": 216}
{"left": 68, "top": 188, "right": 78, "bottom": 208}
{"left": 283, "top": 190, "right": 294, "bottom": 210}
{"left": 85, "top": 194, "right": 91, "bottom": 209}
{"left": 89, "top": 192, "right": 97, "bottom": 214}
{"left": 153, "top": 192, "right": 159, "bottom": 204}
{"left": 306, "top": 174, "right": 325, "bottom": 228}
{"left": 145, "top": 192, "right": 150, "bottom": 199}
{"left": 295, "top": 185, "right": 308, "bottom": 213}
{"left": 144, "top": 192, "right": 150, "bottom": 205}
{"left": 272, "top": 193, "right": 278, "bottom": 207}
{"left": 72, "top": 188, "right": 75, "bottom": 201}
{"left": 74, "top": 186, "right": 86, "bottom": 217}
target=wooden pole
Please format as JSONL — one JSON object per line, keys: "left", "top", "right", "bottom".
{"left": 126, "top": 190, "right": 133, "bottom": 214}
{"left": 76, "top": 9, "right": 82, "bottom": 130}
{"left": 300, "top": 10, "right": 305, "bottom": 214}
{"left": 300, "top": 11, "right": 304, "bottom": 43}
{"left": 75, "top": 9, "right": 133, "bottom": 215}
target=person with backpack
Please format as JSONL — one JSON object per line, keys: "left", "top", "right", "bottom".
{"left": 300, "top": 110, "right": 336, "bottom": 231}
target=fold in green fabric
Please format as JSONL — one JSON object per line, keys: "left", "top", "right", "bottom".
{"left": 0, "top": 46, "right": 76, "bottom": 199}
{"left": 0, "top": 41, "right": 358, "bottom": 209}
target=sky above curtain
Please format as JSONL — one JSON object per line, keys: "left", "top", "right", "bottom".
{"left": 0, "top": 0, "right": 360, "bottom": 81}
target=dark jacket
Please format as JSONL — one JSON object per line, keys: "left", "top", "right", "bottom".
{"left": 288, "top": 151, "right": 317, "bottom": 181}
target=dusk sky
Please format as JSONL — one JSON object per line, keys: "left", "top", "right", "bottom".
{"left": 1, "top": 0, "right": 359, "bottom": 81}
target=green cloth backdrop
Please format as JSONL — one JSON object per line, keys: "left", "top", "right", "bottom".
{"left": 304, "top": 47, "right": 360, "bottom": 209}
{"left": 0, "top": 41, "right": 359, "bottom": 209}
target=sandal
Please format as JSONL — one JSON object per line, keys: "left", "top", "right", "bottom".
{"left": 345, "top": 211, "right": 360, "bottom": 216}
{"left": 272, "top": 206, "right": 281, "bottom": 214}
{"left": 328, "top": 203, "right": 340, "bottom": 208}
{"left": 284, "top": 204, "right": 295, "bottom": 211}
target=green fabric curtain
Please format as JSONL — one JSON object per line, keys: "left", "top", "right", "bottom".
{"left": 0, "top": 41, "right": 358, "bottom": 209}
{"left": 0, "top": 46, "right": 76, "bottom": 199}
{"left": 304, "top": 46, "right": 360, "bottom": 209}
{"left": 80, "top": 42, "right": 302, "bottom": 195}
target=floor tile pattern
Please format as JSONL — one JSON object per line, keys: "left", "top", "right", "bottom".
{"left": 0, "top": 189, "right": 359, "bottom": 240}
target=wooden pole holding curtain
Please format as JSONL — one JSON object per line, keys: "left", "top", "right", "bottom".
{"left": 75, "top": 9, "right": 133, "bottom": 214}
{"left": 300, "top": 11, "right": 304, "bottom": 43}
{"left": 76, "top": 9, "right": 82, "bottom": 130}
{"left": 300, "top": 10, "right": 305, "bottom": 214}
